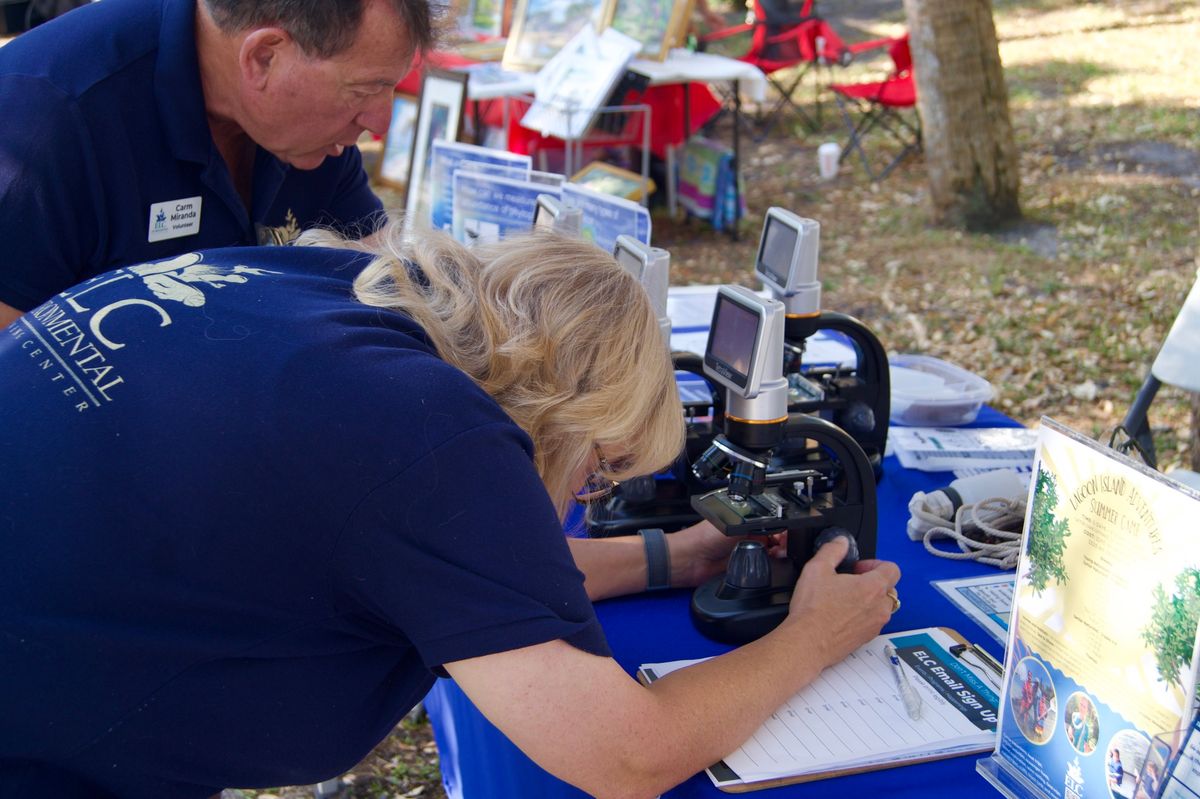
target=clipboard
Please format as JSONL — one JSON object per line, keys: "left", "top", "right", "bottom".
{"left": 637, "top": 627, "right": 1003, "bottom": 793}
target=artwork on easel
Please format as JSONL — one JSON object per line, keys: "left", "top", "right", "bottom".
{"left": 501, "top": 0, "right": 613, "bottom": 71}
{"left": 602, "top": 0, "right": 693, "bottom": 60}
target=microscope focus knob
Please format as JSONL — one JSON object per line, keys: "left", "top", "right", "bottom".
{"left": 724, "top": 540, "right": 771, "bottom": 589}
{"left": 813, "top": 527, "right": 860, "bottom": 572}
{"left": 839, "top": 401, "right": 876, "bottom": 433}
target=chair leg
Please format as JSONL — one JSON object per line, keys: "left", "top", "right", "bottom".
{"left": 834, "top": 94, "right": 880, "bottom": 180}
{"left": 834, "top": 95, "right": 922, "bottom": 181}
{"left": 764, "top": 66, "right": 818, "bottom": 136}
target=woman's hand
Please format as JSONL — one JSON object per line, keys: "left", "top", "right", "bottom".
{"left": 782, "top": 536, "right": 901, "bottom": 669}
{"left": 669, "top": 521, "right": 785, "bottom": 588}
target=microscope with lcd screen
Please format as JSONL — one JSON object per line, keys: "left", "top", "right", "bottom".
{"left": 586, "top": 209, "right": 889, "bottom": 539}
{"left": 685, "top": 285, "right": 877, "bottom": 643}
{"left": 757, "top": 207, "right": 890, "bottom": 477}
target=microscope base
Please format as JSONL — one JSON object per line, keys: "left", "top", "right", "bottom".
{"left": 690, "top": 560, "right": 800, "bottom": 644}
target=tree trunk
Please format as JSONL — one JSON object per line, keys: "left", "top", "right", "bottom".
{"left": 902, "top": 0, "right": 1021, "bottom": 230}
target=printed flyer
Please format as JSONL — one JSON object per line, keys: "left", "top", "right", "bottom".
{"left": 979, "top": 419, "right": 1200, "bottom": 799}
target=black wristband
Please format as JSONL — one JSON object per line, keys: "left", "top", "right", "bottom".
{"left": 639, "top": 528, "right": 671, "bottom": 591}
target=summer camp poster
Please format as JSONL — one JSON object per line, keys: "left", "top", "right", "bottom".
{"left": 983, "top": 419, "right": 1200, "bottom": 799}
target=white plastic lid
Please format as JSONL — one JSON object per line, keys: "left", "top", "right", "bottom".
{"left": 889, "top": 354, "right": 994, "bottom": 404}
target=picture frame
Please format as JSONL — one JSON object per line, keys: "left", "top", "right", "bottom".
{"left": 571, "top": 160, "right": 655, "bottom": 202}
{"left": 404, "top": 68, "right": 470, "bottom": 229}
{"left": 603, "top": 0, "right": 694, "bottom": 61}
{"left": 375, "top": 93, "right": 419, "bottom": 191}
{"left": 501, "top": 0, "right": 614, "bottom": 72}
{"left": 459, "top": 0, "right": 509, "bottom": 38}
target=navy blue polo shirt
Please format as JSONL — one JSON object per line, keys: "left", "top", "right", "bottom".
{"left": 0, "top": 0, "right": 385, "bottom": 312}
{"left": 0, "top": 245, "right": 607, "bottom": 798}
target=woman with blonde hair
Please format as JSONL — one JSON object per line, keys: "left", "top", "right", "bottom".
{"left": 0, "top": 223, "right": 899, "bottom": 799}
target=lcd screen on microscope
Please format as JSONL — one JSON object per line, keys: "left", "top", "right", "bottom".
{"left": 707, "top": 295, "right": 760, "bottom": 389}
{"left": 756, "top": 216, "right": 800, "bottom": 290}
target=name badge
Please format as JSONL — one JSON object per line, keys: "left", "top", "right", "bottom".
{"left": 147, "top": 196, "right": 203, "bottom": 243}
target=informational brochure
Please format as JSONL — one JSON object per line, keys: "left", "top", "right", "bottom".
{"left": 427, "top": 140, "right": 531, "bottom": 232}
{"left": 889, "top": 427, "right": 1039, "bottom": 473}
{"left": 451, "top": 170, "right": 553, "bottom": 245}
{"left": 560, "top": 183, "right": 650, "bottom": 254}
{"left": 932, "top": 573, "right": 1015, "bottom": 646}
{"left": 978, "top": 419, "right": 1200, "bottom": 799}
{"left": 641, "top": 627, "right": 999, "bottom": 790}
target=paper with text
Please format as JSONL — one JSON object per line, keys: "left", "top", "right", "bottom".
{"left": 640, "top": 627, "right": 998, "bottom": 789}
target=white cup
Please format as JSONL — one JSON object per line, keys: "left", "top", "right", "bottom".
{"left": 818, "top": 142, "right": 841, "bottom": 180}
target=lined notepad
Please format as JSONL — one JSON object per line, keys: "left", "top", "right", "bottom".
{"left": 638, "top": 627, "right": 1000, "bottom": 792}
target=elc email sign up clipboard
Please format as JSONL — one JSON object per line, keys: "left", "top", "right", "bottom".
{"left": 639, "top": 626, "right": 1001, "bottom": 791}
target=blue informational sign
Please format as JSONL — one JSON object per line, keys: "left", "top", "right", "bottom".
{"left": 429, "top": 141, "right": 531, "bottom": 232}
{"left": 452, "top": 170, "right": 559, "bottom": 245}
{"left": 561, "top": 183, "right": 650, "bottom": 254}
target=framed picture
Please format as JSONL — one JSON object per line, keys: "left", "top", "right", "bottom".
{"left": 404, "top": 68, "right": 470, "bottom": 229}
{"left": 375, "top": 93, "right": 419, "bottom": 191}
{"left": 571, "top": 160, "right": 656, "bottom": 202}
{"left": 603, "top": 0, "right": 693, "bottom": 61}
{"left": 459, "top": 0, "right": 509, "bottom": 38}
{"left": 501, "top": 0, "right": 614, "bottom": 71}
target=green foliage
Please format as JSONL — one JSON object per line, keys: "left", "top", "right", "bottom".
{"left": 1142, "top": 568, "right": 1200, "bottom": 687}
{"left": 1026, "top": 466, "right": 1071, "bottom": 593}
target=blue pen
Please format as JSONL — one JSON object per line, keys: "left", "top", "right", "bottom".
{"left": 885, "top": 644, "right": 923, "bottom": 721}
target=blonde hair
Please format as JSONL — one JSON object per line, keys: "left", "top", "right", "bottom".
{"left": 305, "top": 222, "right": 685, "bottom": 516}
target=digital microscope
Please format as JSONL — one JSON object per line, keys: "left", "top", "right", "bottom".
{"left": 586, "top": 208, "right": 889, "bottom": 539}
{"left": 687, "top": 285, "right": 878, "bottom": 643}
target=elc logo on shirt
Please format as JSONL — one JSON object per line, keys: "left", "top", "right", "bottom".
{"left": 147, "top": 196, "right": 202, "bottom": 242}
{"left": 5, "top": 253, "right": 277, "bottom": 413}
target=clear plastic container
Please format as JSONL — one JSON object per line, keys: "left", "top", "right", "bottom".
{"left": 889, "top": 354, "right": 995, "bottom": 426}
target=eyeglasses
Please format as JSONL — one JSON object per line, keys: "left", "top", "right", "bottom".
{"left": 573, "top": 444, "right": 622, "bottom": 505}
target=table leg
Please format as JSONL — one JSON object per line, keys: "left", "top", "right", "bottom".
{"left": 730, "top": 78, "right": 741, "bottom": 242}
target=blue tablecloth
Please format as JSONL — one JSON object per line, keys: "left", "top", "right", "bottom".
{"left": 426, "top": 406, "right": 1022, "bottom": 798}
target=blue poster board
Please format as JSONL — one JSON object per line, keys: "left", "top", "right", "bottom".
{"left": 429, "top": 141, "right": 531, "bottom": 231}
{"left": 561, "top": 182, "right": 650, "bottom": 254}
{"left": 452, "top": 170, "right": 560, "bottom": 245}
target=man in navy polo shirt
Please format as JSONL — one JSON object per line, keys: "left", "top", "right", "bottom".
{"left": 0, "top": 0, "right": 434, "bottom": 325}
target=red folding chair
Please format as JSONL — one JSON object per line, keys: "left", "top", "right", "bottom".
{"left": 698, "top": 0, "right": 850, "bottom": 135}
{"left": 829, "top": 33, "right": 922, "bottom": 180}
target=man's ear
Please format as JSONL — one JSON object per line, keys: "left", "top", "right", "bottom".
{"left": 239, "top": 27, "right": 290, "bottom": 90}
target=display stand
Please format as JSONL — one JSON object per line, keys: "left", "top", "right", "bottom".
{"left": 977, "top": 420, "right": 1200, "bottom": 799}
{"left": 976, "top": 756, "right": 1052, "bottom": 799}
{"left": 525, "top": 101, "right": 653, "bottom": 205}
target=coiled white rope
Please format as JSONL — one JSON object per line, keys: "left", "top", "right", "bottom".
{"left": 917, "top": 496, "right": 1026, "bottom": 569}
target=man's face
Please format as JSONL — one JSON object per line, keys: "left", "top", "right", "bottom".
{"left": 244, "top": 0, "right": 416, "bottom": 170}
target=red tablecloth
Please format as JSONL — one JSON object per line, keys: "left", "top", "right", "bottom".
{"left": 395, "top": 52, "right": 722, "bottom": 161}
